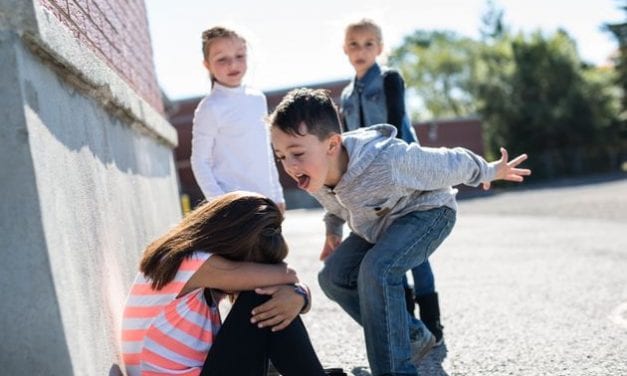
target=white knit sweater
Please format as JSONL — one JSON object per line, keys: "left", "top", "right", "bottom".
{"left": 190, "top": 83, "right": 284, "bottom": 204}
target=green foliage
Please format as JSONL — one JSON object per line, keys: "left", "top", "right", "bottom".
{"left": 604, "top": 6, "right": 627, "bottom": 124}
{"left": 389, "top": 31, "right": 479, "bottom": 120}
{"left": 390, "top": 4, "right": 625, "bottom": 179}
{"left": 477, "top": 30, "right": 623, "bottom": 177}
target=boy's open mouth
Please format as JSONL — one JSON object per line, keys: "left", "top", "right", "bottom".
{"left": 295, "top": 174, "right": 310, "bottom": 190}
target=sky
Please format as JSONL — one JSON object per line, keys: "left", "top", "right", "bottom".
{"left": 145, "top": 0, "right": 625, "bottom": 100}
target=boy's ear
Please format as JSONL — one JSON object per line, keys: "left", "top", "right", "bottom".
{"left": 203, "top": 60, "right": 211, "bottom": 71}
{"left": 327, "top": 133, "right": 342, "bottom": 154}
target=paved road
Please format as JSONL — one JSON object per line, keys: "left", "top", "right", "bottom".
{"left": 281, "top": 175, "right": 627, "bottom": 376}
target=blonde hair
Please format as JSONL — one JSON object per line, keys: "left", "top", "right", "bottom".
{"left": 344, "top": 18, "right": 383, "bottom": 44}
{"left": 201, "top": 26, "right": 247, "bottom": 86}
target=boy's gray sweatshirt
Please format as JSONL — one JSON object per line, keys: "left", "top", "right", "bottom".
{"left": 311, "top": 124, "right": 497, "bottom": 243}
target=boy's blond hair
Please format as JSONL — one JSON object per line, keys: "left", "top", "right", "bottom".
{"left": 344, "top": 18, "right": 383, "bottom": 44}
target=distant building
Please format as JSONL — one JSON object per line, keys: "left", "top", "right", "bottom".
{"left": 168, "top": 81, "right": 485, "bottom": 209}
{"left": 415, "top": 117, "right": 484, "bottom": 155}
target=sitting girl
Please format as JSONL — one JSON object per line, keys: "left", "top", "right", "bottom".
{"left": 121, "top": 191, "right": 336, "bottom": 375}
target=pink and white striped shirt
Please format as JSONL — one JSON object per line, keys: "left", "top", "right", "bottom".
{"left": 121, "top": 252, "right": 221, "bottom": 376}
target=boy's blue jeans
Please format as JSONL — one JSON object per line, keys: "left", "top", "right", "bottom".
{"left": 318, "top": 207, "right": 456, "bottom": 376}
{"left": 406, "top": 262, "right": 434, "bottom": 298}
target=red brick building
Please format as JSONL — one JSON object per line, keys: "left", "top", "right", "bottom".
{"left": 167, "top": 80, "right": 485, "bottom": 208}
{"left": 40, "top": 0, "right": 164, "bottom": 113}
{"left": 415, "top": 117, "right": 484, "bottom": 154}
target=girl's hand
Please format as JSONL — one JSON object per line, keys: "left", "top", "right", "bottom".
{"left": 250, "top": 285, "right": 305, "bottom": 331}
{"left": 320, "top": 234, "right": 341, "bottom": 261}
{"left": 483, "top": 147, "right": 532, "bottom": 190}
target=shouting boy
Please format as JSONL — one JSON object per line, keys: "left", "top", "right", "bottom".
{"left": 269, "top": 88, "right": 530, "bottom": 376}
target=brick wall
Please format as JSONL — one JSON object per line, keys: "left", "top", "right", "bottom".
{"left": 415, "top": 118, "right": 484, "bottom": 156}
{"left": 38, "top": 0, "right": 163, "bottom": 113}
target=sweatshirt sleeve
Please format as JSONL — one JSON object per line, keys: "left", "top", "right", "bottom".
{"left": 323, "top": 212, "right": 345, "bottom": 238}
{"left": 391, "top": 143, "right": 497, "bottom": 190}
{"left": 190, "top": 103, "right": 225, "bottom": 199}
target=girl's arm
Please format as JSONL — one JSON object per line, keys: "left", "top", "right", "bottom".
{"left": 184, "top": 255, "right": 298, "bottom": 294}
{"left": 190, "top": 103, "right": 225, "bottom": 199}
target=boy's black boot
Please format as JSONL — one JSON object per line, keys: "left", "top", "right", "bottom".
{"left": 404, "top": 286, "right": 416, "bottom": 317}
{"left": 416, "top": 292, "right": 444, "bottom": 345}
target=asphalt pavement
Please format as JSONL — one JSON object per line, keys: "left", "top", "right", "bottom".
{"left": 281, "top": 174, "right": 627, "bottom": 376}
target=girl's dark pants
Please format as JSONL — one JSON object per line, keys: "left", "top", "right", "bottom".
{"left": 200, "top": 291, "right": 326, "bottom": 376}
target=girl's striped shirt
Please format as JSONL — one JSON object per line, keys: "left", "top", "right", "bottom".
{"left": 121, "top": 252, "right": 221, "bottom": 376}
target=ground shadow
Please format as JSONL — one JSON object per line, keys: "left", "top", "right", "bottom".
{"left": 416, "top": 343, "right": 449, "bottom": 375}
{"left": 347, "top": 343, "right": 449, "bottom": 376}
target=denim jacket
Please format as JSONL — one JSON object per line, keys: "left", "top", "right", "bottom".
{"left": 340, "top": 63, "right": 418, "bottom": 143}
{"left": 340, "top": 63, "right": 387, "bottom": 131}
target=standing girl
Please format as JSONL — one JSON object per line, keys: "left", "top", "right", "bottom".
{"left": 121, "top": 191, "right": 329, "bottom": 376}
{"left": 191, "top": 26, "right": 285, "bottom": 211}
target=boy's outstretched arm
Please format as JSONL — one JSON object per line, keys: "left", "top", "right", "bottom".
{"left": 482, "top": 147, "right": 531, "bottom": 190}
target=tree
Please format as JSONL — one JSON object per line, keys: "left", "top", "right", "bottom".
{"left": 390, "top": 1, "right": 624, "bottom": 178}
{"left": 389, "top": 30, "right": 479, "bottom": 120}
{"left": 476, "top": 30, "right": 623, "bottom": 177}
{"left": 604, "top": 5, "right": 627, "bottom": 129}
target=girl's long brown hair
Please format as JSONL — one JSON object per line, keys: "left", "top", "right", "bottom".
{"left": 140, "top": 191, "right": 287, "bottom": 290}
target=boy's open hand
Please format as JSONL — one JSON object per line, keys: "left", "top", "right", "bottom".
{"left": 483, "top": 147, "right": 531, "bottom": 190}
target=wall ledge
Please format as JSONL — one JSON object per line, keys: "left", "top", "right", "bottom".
{"left": 17, "top": 3, "right": 177, "bottom": 147}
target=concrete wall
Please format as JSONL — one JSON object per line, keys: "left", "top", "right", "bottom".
{"left": 0, "top": 1, "right": 181, "bottom": 375}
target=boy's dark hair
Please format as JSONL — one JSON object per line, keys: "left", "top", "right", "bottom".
{"left": 268, "top": 88, "right": 342, "bottom": 140}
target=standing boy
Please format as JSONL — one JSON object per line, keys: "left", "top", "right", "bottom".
{"left": 268, "top": 88, "right": 530, "bottom": 376}
{"left": 340, "top": 18, "right": 450, "bottom": 344}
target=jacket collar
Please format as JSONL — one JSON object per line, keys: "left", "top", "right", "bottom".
{"left": 353, "top": 63, "right": 381, "bottom": 92}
